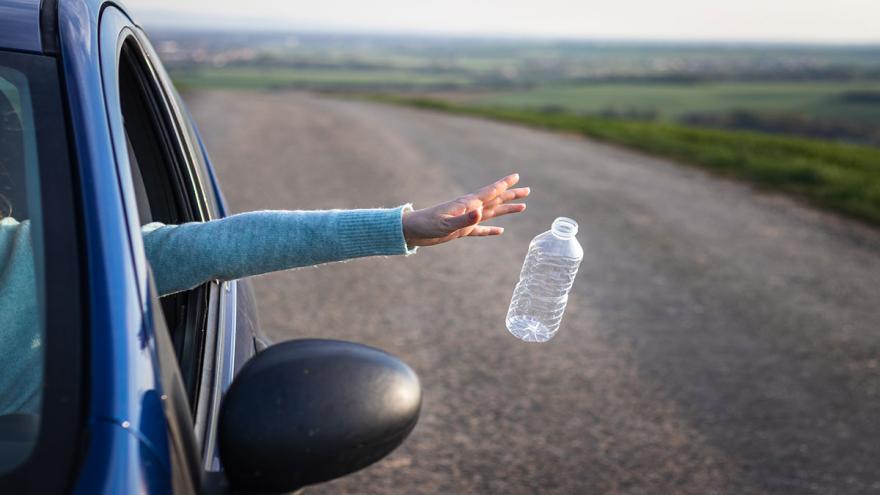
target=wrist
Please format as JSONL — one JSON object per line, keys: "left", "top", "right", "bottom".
{"left": 400, "top": 204, "right": 417, "bottom": 251}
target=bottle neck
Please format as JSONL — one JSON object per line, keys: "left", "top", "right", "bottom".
{"left": 551, "top": 217, "right": 578, "bottom": 239}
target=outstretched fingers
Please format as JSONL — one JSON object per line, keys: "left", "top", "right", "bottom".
{"left": 483, "top": 187, "right": 530, "bottom": 207}
{"left": 482, "top": 203, "right": 526, "bottom": 220}
{"left": 475, "top": 173, "right": 520, "bottom": 202}
{"left": 467, "top": 225, "right": 504, "bottom": 236}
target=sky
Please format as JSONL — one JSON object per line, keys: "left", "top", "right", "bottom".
{"left": 126, "top": 0, "right": 880, "bottom": 44}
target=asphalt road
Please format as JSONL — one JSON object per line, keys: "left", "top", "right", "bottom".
{"left": 188, "top": 91, "right": 880, "bottom": 494}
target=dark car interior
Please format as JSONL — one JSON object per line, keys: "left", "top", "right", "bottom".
{"left": 0, "top": 79, "right": 40, "bottom": 474}
{"left": 0, "top": 88, "right": 25, "bottom": 220}
{"left": 0, "top": 51, "right": 85, "bottom": 492}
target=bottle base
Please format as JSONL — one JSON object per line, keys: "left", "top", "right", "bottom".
{"left": 506, "top": 316, "right": 557, "bottom": 343}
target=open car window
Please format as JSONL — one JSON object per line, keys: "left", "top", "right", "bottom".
{"left": 117, "top": 38, "right": 211, "bottom": 409}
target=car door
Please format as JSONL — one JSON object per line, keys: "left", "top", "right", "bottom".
{"left": 97, "top": 6, "right": 241, "bottom": 487}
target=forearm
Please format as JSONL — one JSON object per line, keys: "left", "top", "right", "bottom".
{"left": 143, "top": 206, "right": 414, "bottom": 296}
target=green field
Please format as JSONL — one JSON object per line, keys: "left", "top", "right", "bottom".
{"left": 173, "top": 66, "right": 472, "bottom": 90}
{"left": 467, "top": 81, "right": 880, "bottom": 124}
{"left": 168, "top": 49, "right": 880, "bottom": 226}
{"left": 369, "top": 95, "right": 880, "bottom": 225}
{"left": 172, "top": 65, "right": 880, "bottom": 127}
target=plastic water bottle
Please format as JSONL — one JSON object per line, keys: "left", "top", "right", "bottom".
{"left": 506, "top": 217, "right": 583, "bottom": 342}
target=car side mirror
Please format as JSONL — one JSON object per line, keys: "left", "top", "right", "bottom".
{"left": 217, "top": 339, "right": 421, "bottom": 493}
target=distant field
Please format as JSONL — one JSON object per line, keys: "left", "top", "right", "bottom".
{"left": 369, "top": 95, "right": 880, "bottom": 225}
{"left": 468, "top": 81, "right": 880, "bottom": 124}
{"left": 163, "top": 34, "right": 880, "bottom": 225}
{"left": 172, "top": 66, "right": 880, "bottom": 125}
{"left": 171, "top": 62, "right": 880, "bottom": 224}
{"left": 172, "top": 66, "right": 472, "bottom": 90}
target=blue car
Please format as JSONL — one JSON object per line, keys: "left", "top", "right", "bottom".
{"left": 0, "top": 0, "right": 421, "bottom": 493}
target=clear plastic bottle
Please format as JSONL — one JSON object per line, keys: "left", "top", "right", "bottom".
{"left": 506, "top": 217, "right": 583, "bottom": 342}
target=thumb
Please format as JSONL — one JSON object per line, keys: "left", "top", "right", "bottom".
{"left": 446, "top": 208, "right": 481, "bottom": 232}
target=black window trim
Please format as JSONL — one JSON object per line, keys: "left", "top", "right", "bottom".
{"left": 133, "top": 26, "right": 221, "bottom": 219}
{"left": 119, "top": 36, "right": 202, "bottom": 223}
{"left": 125, "top": 31, "right": 213, "bottom": 223}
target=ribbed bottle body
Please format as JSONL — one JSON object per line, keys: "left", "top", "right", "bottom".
{"left": 506, "top": 218, "right": 582, "bottom": 342}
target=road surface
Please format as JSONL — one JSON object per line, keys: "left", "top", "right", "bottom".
{"left": 188, "top": 91, "right": 880, "bottom": 494}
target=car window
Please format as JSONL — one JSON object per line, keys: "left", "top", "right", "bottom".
{"left": 117, "top": 38, "right": 211, "bottom": 407}
{"left": 170, "top": 88, "right": 221, "bottom": 218}
{"left": 0, "top": 49, "right": 83, "bottom": 490}
{"left": 136, "top": 31, "right": 221, "bottom": 219}
{"left": 0, "top": 55, "right": 45, "bottom": 473}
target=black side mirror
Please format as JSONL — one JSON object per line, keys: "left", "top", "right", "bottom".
{"left": 217, "top": 339, "right": 421, "bottom": 493}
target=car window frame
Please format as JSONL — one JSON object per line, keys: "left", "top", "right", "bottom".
{"left": 129, "top": 30, "right": 244, "bottom": 469}
{"left": 102, "top": 23, "right": 238, "bottom": 480}
{"left": 109, "top": 27, "right": 228, "bottom": 410}
{"left": 116, "top": 36, "right": 217, "bottom": 401}
{"left": 129, "top": 29, "right": 215, "bottom": 222}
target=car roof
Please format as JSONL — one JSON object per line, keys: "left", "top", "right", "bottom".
{"left": 0, "top": 0, "right": 134, "bottom": 54}
{"left": 0, "top": 0, "right": 43, "bottom": 53}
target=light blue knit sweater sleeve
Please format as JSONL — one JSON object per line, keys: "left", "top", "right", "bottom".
{"left": 0, "top": 207, "right": 413, "bottom": 415}
{"left": 142, "top": 205, "right": 415, "bottom": 296}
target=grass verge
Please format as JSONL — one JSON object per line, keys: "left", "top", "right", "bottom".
{"left": 368, "top": 95, "right": 880, "bottom": 226}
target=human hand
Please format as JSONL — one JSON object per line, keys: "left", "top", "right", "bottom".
{"left": 402, "top": 173, "right": 529, "bottom": 247}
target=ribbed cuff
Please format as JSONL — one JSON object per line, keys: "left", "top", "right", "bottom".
{"left": 335, "top": 204, "right": 417, "bottom": 259}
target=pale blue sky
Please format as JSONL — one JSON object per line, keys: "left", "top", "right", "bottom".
{"left": 127, "top": 0, "right": 880, "bottom": 43}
